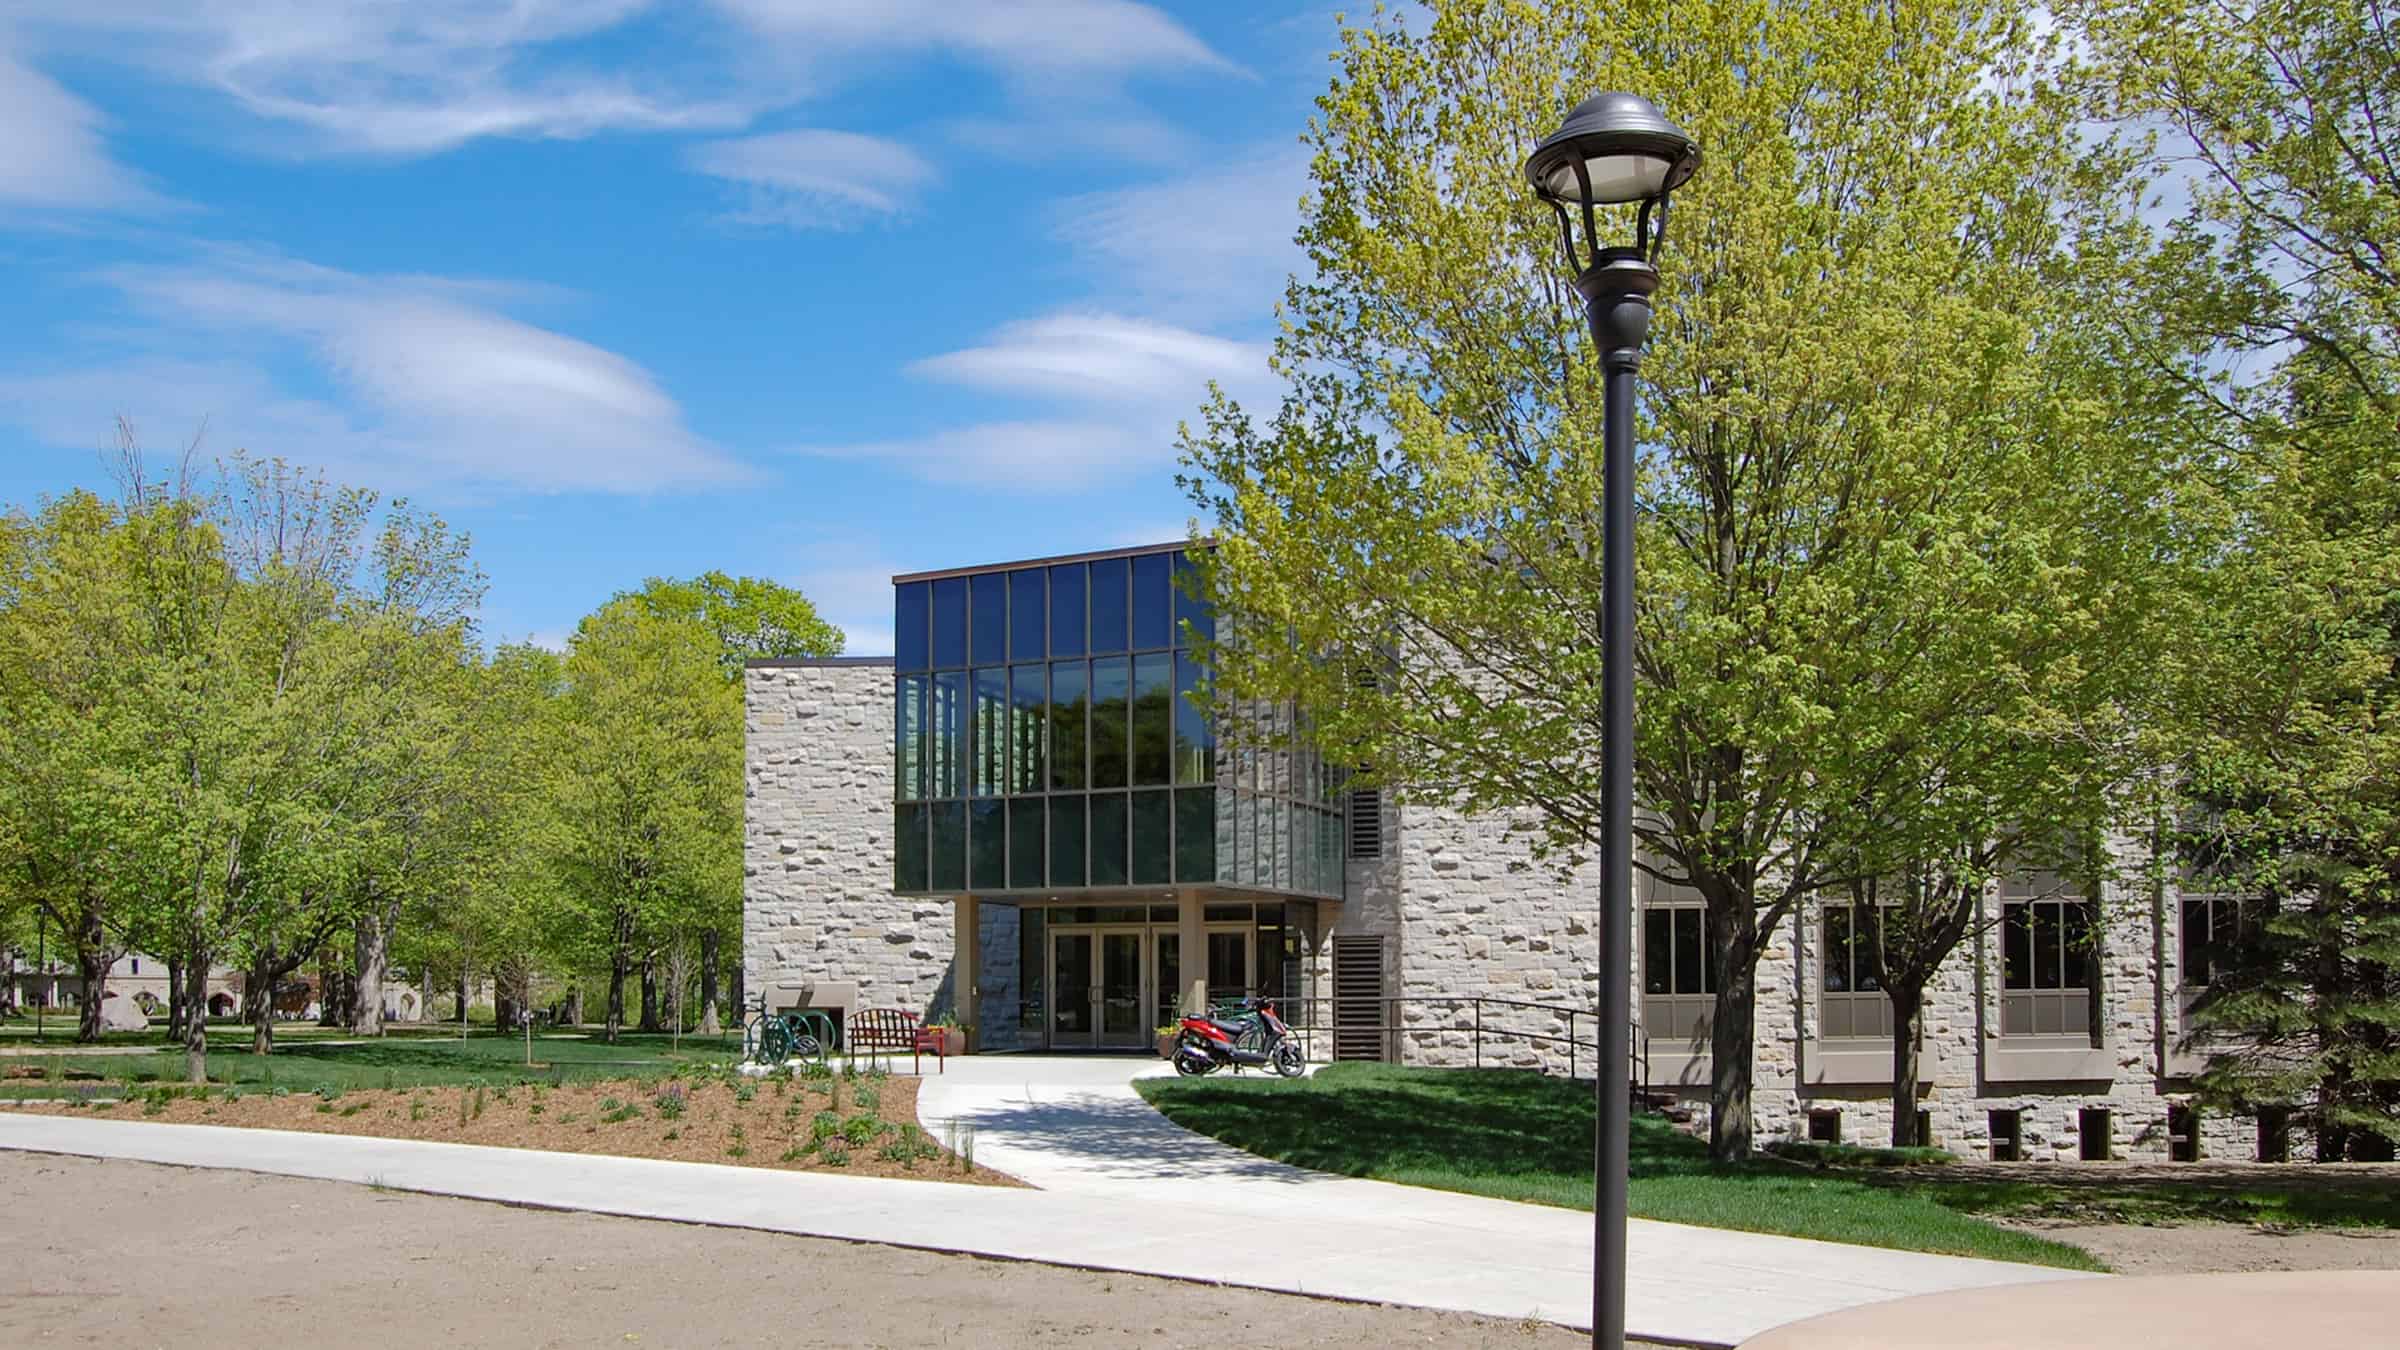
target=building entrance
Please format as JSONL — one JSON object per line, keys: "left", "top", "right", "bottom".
{"left": 1045, "top": 921, "right": 1253, "bottom": 1050}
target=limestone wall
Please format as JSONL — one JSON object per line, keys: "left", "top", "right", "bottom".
{"left": 742, "top": 661, "right": 955, "bottom": 1019}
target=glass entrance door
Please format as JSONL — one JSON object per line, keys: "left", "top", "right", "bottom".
{"left": 1097, "top": 929, "right": 1146, "bottom": 1047}
{"left": 1050, "top": 931, "right": 1095, "bottom": 1046}
{"left": 1049, "top": 927, "right": 1150, "bottom": 1049}
{"left": 1206, "top": 926, "right": 1252, "bottom": 1008}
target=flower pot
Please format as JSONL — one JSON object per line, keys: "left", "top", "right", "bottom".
{"left": 1156, "top": 1031, "right": 1180, "bottom": 1060}
{"left": 936, "top": 1027, "right": 967, "bottom": 1057}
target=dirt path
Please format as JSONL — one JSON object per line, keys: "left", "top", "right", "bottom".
{"left": 2002, "top": 1218, "right": 2400, "bottom": 1276}
{"left": 0, "top": 1152, "right": 1603, "bottom": 1349}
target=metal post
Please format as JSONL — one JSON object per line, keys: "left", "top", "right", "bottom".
{"left": 1474, "top": 998, "right": 1483, "bottom": 1070}
{"left": 1579, "top": 244, "right": 1656, "bottom": 1350}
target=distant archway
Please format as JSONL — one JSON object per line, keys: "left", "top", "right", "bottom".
{"left": 208, "top": 992, "right": 235, "bottom": 1017}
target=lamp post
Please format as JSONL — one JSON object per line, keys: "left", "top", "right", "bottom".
{"left": 1523, "top": 92, "right": 1700, "bottom": 1350}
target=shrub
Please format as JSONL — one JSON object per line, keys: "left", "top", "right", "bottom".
{"left": 840, "top": 1114, "right": 886, "bottom": 1147}
{"left": 851, "top": 1082, "right": 881, "bottom": 1115}
{"left": 733, "top": 1079, "right": 756, "bottom": 1105}
{"left": 654, "top": 1084, "right": 687, "bottom": 1120}
{"left": 810, "top": 1111, "right": 842, "bottom": 1143}
{"left": 821, "top": 1140, "right": 850, "bottom": 1168}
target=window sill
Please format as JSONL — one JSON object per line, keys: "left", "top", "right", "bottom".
{"left": 1984, "top": 1039, "right": 2115, "bottom": 1083}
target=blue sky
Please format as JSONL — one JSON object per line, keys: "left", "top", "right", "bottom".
{"left": 0, "top": 2, "right": 1337, "bottom": 655}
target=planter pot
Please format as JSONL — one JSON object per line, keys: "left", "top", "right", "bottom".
{"left": 936, "top": 1028, "right": 967, "bottom": 1057}
{"left": 1156, "top": 1032, "right": 1180, "bottom": 1060}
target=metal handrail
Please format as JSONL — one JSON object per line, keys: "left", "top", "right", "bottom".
{"left": 1213, "top": 989, "right": 1649, "bottom": 1096}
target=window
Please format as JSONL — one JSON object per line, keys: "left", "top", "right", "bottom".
{"left": 1090, "top": 657, "right": 1130, "bottom": 789}
{"left": 896, "top": 581, "right": 930, "bottom": 671}
{"left": 1049, "top": 662, "right": 1087, "bottom": 791}
{"left": 1008, "top": 568, "right": 1045, "bottom": 662}
{"left": 931, "top": 577, "right": 967, "bottom": 669}
{"left": 1090, "top": 556, "right": 1129, "bottom": 653}
{"left": 1131, "top": 551, "right": 1172, "bottom": 650}
{"left": 1173, "top": 653, "right": 1213, "bottom": 784}
{"left": 1008, "top": 666, "right": 1046, "bottom": 794}
{"left": 1915, "top": 1109, "right": 1933, "bottom": 1148}
{"left": 1642, "top": 897, "right": 1713, "bottom": 1045}
{"left": 2169, "top": 1103, "right": 2200, "bottom": 1162}
{"left": 2180, "top": 895, "right": 2253, "bottom": 989}
{"left": 971, "top": 668, "right": 1006, "bottom": 797}
{"left": 1820, "top": 893, "right": 1893, "bottom": 1039}
{"left": 1048, "top": 563, "right": 1087, "bottom": 657}
{"left": 1989, "top": 1108, "right": 2022, "bottom": 1161}
{"left": 1132, "top": 653, "right": 1172, "bottom": 786}
{"left": 2078, "top": 1107, "right": 2112, "bottom": 1161}
{"left": 969, "top": 573, "right": 1005, "bottom": 666}
{"left": 2001, "top": 869, "right": 2099, "bottom": 1039}
{"left": 1808, "top": 1109, "right": 1842, "bottom": 1144}
{"left": 2257, "top": 1106, "right": 2291, "bottom": 1163}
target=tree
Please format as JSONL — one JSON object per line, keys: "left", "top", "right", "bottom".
{"left": 552, "top": 599, "right": 738, "bottom": 1044}
{"left": 1181, "top": 0, "right": 2161, "bottom": 1158}
{"left": 620, "top": 571, "right": 840, "bottom": 1034}
{"left": 2071, "top": 0, "right": 2400, "bottom": 1159}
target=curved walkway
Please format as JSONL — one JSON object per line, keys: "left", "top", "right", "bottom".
{"left": 916, "top": 1056, "right": 2090, "bottom": 1346}
{"left": 0, "top": 1056, "right": 2091, "bottom": 1347}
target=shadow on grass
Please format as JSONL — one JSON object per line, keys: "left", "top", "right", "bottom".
{"left": 1887, "top": 1168, "right": 2400, "bottom": 1231}
{"left": 1137, "top": 1063, "right": 2100, "bottom": 1271}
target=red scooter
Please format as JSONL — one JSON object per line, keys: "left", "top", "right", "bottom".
{"left": 1173, "top": 997, "right": 1306, "bottom": 1078}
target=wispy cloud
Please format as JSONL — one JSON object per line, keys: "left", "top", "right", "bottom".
{"left": 0, "top": 47, "right": 158, "bottom": 209}
{"left": 685, "top": 129, "right": 932, "bottom": 228}
{"left": 709, "top": 0, "right": 1234, "bottom": 82}
{"left": 803, "top": 312, "right": 1272, "bottom": 489}
{"left": 0, "top": 251, "right": 752, "bottom": 496}
{"left": 1051, "top": 147, "right": 1310, "bottom": 322}
{"left": 12, "top": 1, "right": 751, "bottom": 156}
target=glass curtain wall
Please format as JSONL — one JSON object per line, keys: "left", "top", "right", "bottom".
{"left": 893, "top": 547, "right": 1342, "bottom": 899}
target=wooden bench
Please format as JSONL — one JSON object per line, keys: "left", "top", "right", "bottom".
{"left": 847, "top": 1007, "right": 946, "bottom": 1074}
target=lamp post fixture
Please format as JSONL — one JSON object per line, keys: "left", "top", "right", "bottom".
{"left": 1523, "top": 91, "right": 1699, "bottom": 1350}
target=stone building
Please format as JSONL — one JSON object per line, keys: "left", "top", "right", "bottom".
{"left": 744, "top": 540, "right": 2272, "bottom": 1162}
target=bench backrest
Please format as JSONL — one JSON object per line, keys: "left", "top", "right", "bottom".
{"left": 849, "top": 1007, "right": 922, "bottom": 1047}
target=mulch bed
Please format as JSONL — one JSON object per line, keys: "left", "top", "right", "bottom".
{"left": 12, "top": 1072, "right": 1020, "bottom": 1187}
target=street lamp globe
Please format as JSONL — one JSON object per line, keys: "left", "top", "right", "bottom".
{"left": 1524, "top": 92, "right": 1700, "bottom": 275}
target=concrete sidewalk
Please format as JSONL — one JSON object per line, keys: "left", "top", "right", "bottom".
{"left": 0, "top": 1059, "right": 2092, "bottom": 1346}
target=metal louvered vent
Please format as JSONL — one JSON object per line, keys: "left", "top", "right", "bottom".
{"left": 1346, "top": 788, "right": 1384, "bottom": 860}
{"left": 1332, "top": 935, "right": 1388, "bottom": 1061}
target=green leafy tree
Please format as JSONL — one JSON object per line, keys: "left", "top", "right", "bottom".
{"left": 2072, "top": 0, "right": 2400, "bottom": 1158}
{"left": 553, "top": 598, "right": 740, "bottom": 1043}
{"left": 1181, "top": 0, "right": 2167, "bottom": 1158}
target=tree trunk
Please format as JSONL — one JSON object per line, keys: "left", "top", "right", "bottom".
{"left": 456, "top": 966, "right": 470, "bottom": 1030}
{"left": 563, "top": 989, "right": 582, "bottom": 1028}
{"left": 250, "top": 952, "right": 275, "bottom": 1055}
{"left": 167, "top": 957, "right": 187, "bottom": 1039}
{"left": 1888, "top": 985, "right": 1926, "bottom": 1149}
{"left": 639, "top": 952, "right": 661, "bottom": 1033}
{"left": 75, "top": 943, "right": 107, "bottom": 1044}
{"left": 729, "top": 963, "right": 744, "bottom": 1027}
{"left": 605, "top": 947, "right": 627, "bottom": 1045}
{"left": 351, "top": 902, "right": 395, "bottom": 1036}
{"left": 699, "top": 928, "right": 722, "bottom": 1038}
{"left": 1706, "top": 915, "right": 1759, "bottom": 1163}
{"left": 182, "top": 949, "right": 209, "bottom": 1084}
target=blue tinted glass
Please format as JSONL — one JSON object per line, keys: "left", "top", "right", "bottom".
{"left": 1009, "top": 569, "right": 1045, "bottom": 661}
{"left": 1172, "top": 552, "right": 1212, "bottom": 646}
{"left": 1131, "top": 552, "right": 1171, "bottom": 649}
{"left": 1048, "top": 563, "right": 1086, "bottom": 657}
{"left": 970, "top": 573, "right": 1005, "bottom": 666}
{"left": 932, "top": 577, "right": 967, "bottom": 669}
{"left": 1090, "top": 557, "right": 1129, "bottom": 653}
{"left": 895, "top": 581, "right": 930, "bottom": 671}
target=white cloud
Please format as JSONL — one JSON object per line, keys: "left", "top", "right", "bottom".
{"left": 804, "top": 312, "right": 1275, "bottom": 490}
{"left": 908, "top": 314, "right": 1267, "bottom": 406}
{"left": 0, "top": 48, "right": 156, "bottom": 209}
{"left": 1052, "top": 148, "right": 1311, "bottom": 322}
{"left": 0, "top": 253, "right": 753, "bottom": 496}
{"left": 780, "top": 558, "right": 901, "bottom": 657}
{"left": 685, "top": 129, "right": 932, "bottom": 228}
{"left": 12, "top": 1, "right": 751, "bottom": 156}
{"left": 708, "top": 0, "right": 1232, "bottom": 81}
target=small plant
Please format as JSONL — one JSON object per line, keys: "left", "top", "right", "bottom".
{"left": 840, "top": 1114, "right": 885, "bottom": 1147}
{"left": 821, "top": 1139, "right": 850, "bottom": 1167}
{"left": 601, "top": 1100, "right": 643, "bottom": 1124}
{"left": 340, "top": 1102, "right": 366, "bottom": 1118}
{"left": 380, "top": 1070, "right": 397, "bottom": 1091}
{"left": 653, "top": 1084, "right": 687, "bottom": 1120}
{"left": 598, "top": 1095, "right": 624, "bottom": 1113}
{"left": 778, "top": 1144, "right": 804, "bottom": 1163}
{"left": 409, "top": 1099, "right": 427, "bottom": 1123}
{"left": 456, "top": 1092, "right": 469, "bottom": 1128}
{"left": 960, "top": 1125, "right": 976, "bottom": 1173}
{"left": 726, "top": 1122, "right": 748, "bottom": 1159}
{"left": 663, "top": 1127, "right": 680, "bottom": 1141}
{"left": 315, "top": 1101, "right": 335, "bottom": 1114}
{"left": 810, "top": 1111, "right": 842, "bottom": 1143}
{"left": 471, "top": 1085, "right": 487, "bottom": 1120}
{"left": 800, "top": 1061, "right": 832, "bottom": 1083}
{"left": 851, "top": 1082, "right": 881, "bottom": 1115}
{"left": 733, "top": 1078, "right": 756, "bottom": 1105}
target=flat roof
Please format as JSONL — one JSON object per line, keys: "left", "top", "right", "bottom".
{"left": 743, "top": 655, "right": 896, "bottom": 670}
{"left": 890, "top": 537, "right": 1212, "bottom": 585}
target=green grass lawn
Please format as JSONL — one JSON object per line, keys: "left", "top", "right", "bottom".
{"left": 1136, "top": 1063, "right": 2102, "bottom": 1271}
{"left": 0, "top": 1030, "right": 741, "bottom": 1097}
{"left": 1897, "top": 1166, "right": 2400, "bottom": 1231}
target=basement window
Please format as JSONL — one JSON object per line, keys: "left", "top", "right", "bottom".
{"left": 2079, "top": 1108, "right": 2113, "bottom": 1161}
{"left": 1808, "top": 1109, "right": 1842, "bottom": 1144}
{"left": 2169, "top": 1103, "right": 2200, "bottom": 1162}
{"left": 1989, "top": 1109, "right": 2022, "bottom": 1162}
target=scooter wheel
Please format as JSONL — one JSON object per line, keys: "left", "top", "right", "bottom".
{"left": 1174, "top": 1054, "right": 1210, "bottom": 1077}
{"left": 1271, "top": 1043, "right": 1305, "bottom": 1078}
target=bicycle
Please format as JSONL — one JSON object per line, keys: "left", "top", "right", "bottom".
{"left": 741, "top": 997, "right": 832, "bottom": 1067}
